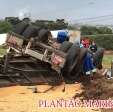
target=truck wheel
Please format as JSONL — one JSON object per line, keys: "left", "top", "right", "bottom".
{"left": 61, "top": 43, "right": 80, "bottom": 80}
{"left": 22, "top": 26, "right": 40, "bottom": 39}
{"left": 93, "top": 48, "right": 104, "bottom": 69}
{"left": 13, "top": 22, "right": 29, "bottom": 35}
{"left": 60, "top": 41, "right": 73, "bottom": 53}
{"left": 38, "top": 29, "right": 50, "bottom": 43}
{"left": 67, "top": 47, "right": 87, "bottom": 80}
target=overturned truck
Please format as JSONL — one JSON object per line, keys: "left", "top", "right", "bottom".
{"left": 0, "top": 22, "right": 104, "bottom": 85}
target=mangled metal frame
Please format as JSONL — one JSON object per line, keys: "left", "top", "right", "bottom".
{"left": 0, "top": 32, "right": 66, "bottom": 87}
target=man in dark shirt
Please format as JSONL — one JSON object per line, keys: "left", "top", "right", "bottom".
{"left": 90, "top": 41, "right": 97, "bottom": 53}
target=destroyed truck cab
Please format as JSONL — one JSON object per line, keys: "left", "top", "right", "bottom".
{"left": 6, "top": 31, "right": 66, "bottom": 73}
{"left": 5, "top": 30, "right": 87, "bottom": 81}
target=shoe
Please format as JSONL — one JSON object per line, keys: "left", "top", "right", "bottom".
{"left": 92, "top": 68, "right": 97, "bottom": 73}
{"left": 86, "top": 71, "right": 91, "bottom": 75}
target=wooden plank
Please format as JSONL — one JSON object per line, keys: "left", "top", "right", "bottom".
{"left": 10, "top": 47, "right": 21, "bottom": 53}
{"left": 9, "top": 59, "right": 35, "bottom": 63}
{"left": 36, "top": 42, "right": 66, "bottom": 58}
{"left": 25, "top": 49, "right": 44, "bottom": 60}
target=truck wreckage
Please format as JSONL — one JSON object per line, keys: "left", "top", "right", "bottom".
{"left": 0, "top": 22, "right": 105, "bottom": 90}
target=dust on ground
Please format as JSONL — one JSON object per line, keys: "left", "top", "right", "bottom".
{"left": 0, "top": 83, "right": 102, "bottom": 112}
{"left": 0, "top": 70, "right": 113, "bottom": 112}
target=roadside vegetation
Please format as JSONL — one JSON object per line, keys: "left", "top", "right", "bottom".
{"left": 0, "top": 46, "right": 6, "bottom": 56}
{"left": 103, "top": 54, "right": 113, "bottom": 68}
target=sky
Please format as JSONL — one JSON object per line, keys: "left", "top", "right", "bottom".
{"left": 0, "top": 0, "right": 113, "bottom": 25}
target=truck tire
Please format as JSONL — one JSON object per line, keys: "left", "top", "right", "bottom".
{"left": 38, "top": 29, "right": 50, "bottom": 43}
{"left": 68, "top": 47, "right": 87, "bottom": 80}
{"left": 62, "top": 44, "right": 87, "bottom": 81}
{"left": 61, "top": 43, "right": 80, "bottom": 80}
{"left": 60, "top": 41, "right": 73, "bottom": 53}
{"left": 13, "top": 22, "right": 29, "bottom": 35}
{"left": 93, "top": 48, "right": 104, "bottom": 69}
{"left": 22, "top": 26, "right": 40, "bottom": 39}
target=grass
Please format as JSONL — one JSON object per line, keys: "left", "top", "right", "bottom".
{"left": 103, "top": 54, "right": 113, "bottom": 68}
{"left": 0, "top": 46, "right": 6, "bottom": 56}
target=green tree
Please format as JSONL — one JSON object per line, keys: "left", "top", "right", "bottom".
{"left": 0, "top": 20, "right": 13, "bottom": 33}
{"left": 97, "top": 27, "right": 112, "bottom": 34}
{"left": 5, "top": 17, "right": 20, "bottom": 25}
{"left": 34, "top": 19, "right": 68, "bottom": 30}
{"left": 89, "top": 35, "right": 113, "bottom": 50}
{"left": 81, "top": 26, "right": 113, "bottom": 35}
{"left": 81, "top": 26, "right": 98, "bottom": 35}
{"left": 22, "top": 17, "right": 31, "bottom": 23}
